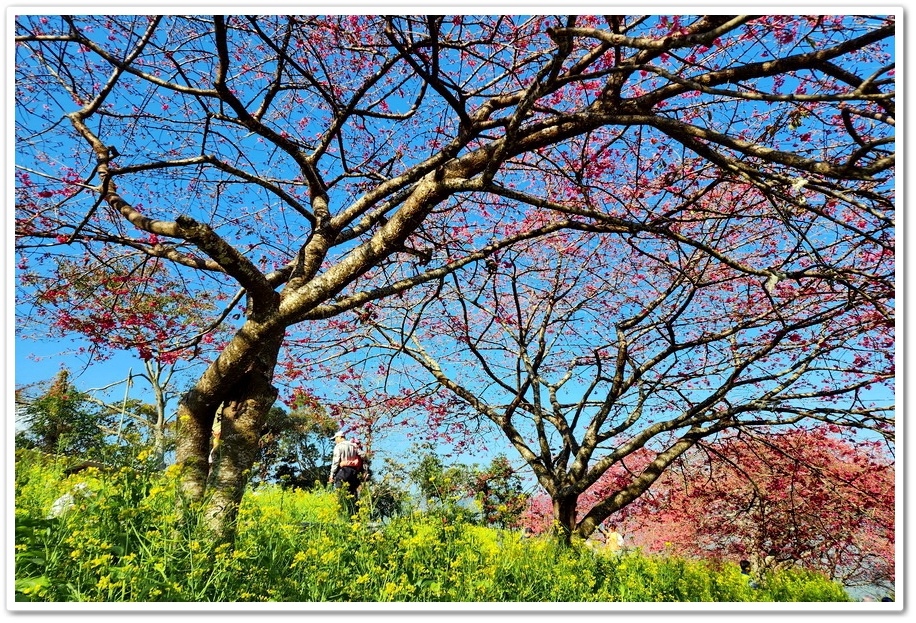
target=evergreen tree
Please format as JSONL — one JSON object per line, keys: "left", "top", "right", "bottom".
{"left": 16, "top": 370, "right": 112, "bottom": 459}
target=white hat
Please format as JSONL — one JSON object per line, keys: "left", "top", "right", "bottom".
{"left": 333, "top": 429, "right": 346, "bottom": 439}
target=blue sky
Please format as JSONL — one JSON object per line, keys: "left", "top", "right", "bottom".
{"left": 7, "top": 9, "right": 896, "bottom": 444}
{"left": 8, "top": 10, "right": 899, "bottom": 468}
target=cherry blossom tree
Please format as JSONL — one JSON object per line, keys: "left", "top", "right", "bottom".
{"left": 17, "top": 249, "right": 220, "bottom": 467}
{"left": 618, "top": 428, "right": 895, "bottom": 588}
{"left": 15, "top": 14, "right": 894, "bottom": 540}
{"left": 367, "top": 219, "right": 893, "bottom": 541}
{"left": 518, "top": 428, "right": 894, "bottom": 588}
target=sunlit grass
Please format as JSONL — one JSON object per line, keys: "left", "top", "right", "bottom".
{"left": 14, "top": 449, "right": 850, "bottom": 603}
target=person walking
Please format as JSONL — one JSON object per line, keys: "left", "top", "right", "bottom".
{"left": 605, "top": 524, "right": 624, "bottom": 554}
{"left": 329, "top": 430, "right": 363, "bottom": 516}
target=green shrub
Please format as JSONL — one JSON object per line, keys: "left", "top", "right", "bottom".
{"left": 763, "top": 568, "right": 851, "bottom": 602}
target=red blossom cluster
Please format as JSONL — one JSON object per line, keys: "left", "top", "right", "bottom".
{"left": 520, "top": 428, "right": 894, "bottom": 587}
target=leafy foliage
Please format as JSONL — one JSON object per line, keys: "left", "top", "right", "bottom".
{"left": 253, "top": 399, "right": 337, "bottom": 487}
{"left": 405, "top": 450, "right": 529, "bottom": 528}
{"left": 14, "top": 448, "right": 853, "bottom": 602}
{"left": 409, "top": 451, "right": 474, "bottom": 506}
{"left": 16, "top": 370, "right": 172, "bottom": 470}
{"left": 473, "top": 455, "right": 529, "bottom": 529}
{"left": 16, "top": 370, "right": 112, "bottom": 459}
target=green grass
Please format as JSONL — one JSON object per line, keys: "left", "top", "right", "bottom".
{"left": 13, "top": 449, "right": 850, "bottom": 603}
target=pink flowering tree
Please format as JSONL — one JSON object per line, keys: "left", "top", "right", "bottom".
{"left": 619, "top": 428, "right": 895, "bottom": 587}
{"left": 519, "top": 428, "right": 894, "bottom": 588}
{"left": 366, "top": 210, "right": 893, "bottom": 541}
{"left": 16, "top": 247, "right": 228, "bottom": 466}
{"left": 15, "top": 15, "right": 894, "bottom": 541}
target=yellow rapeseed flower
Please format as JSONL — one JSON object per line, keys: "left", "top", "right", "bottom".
{"left": 290, "top": 551, "right": 308, "bottom": 569}
{"left": 87, "top": 554, "right": 112, "bottom": 569}
{"left": 383, "top": 582, "right": 399, "bottom": 598}
{"left": 320, "top": 550, "right": 338, "bottom": 565}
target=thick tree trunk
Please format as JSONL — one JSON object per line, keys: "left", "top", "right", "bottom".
{"left": 174, "top": 398, "right": 214, "bottom": 504}
{"left": 174, "top": 327, "right": 284, "bottom": 541}
{"left": 203, "top": 367, "right": 278, "bottom": 540}
{"left": 552, "top": 495, "right": 579, "bottom": 545}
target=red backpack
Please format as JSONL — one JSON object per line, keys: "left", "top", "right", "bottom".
{"left": 341, "top": 452, "right": 363, "bottom": 470}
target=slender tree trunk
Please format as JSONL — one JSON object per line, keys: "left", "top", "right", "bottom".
{"left": 151, "top": 424, "right": 167, "bottom": 471}
{"left": 146, "top": 361, "right": 169, "bottom": 470}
